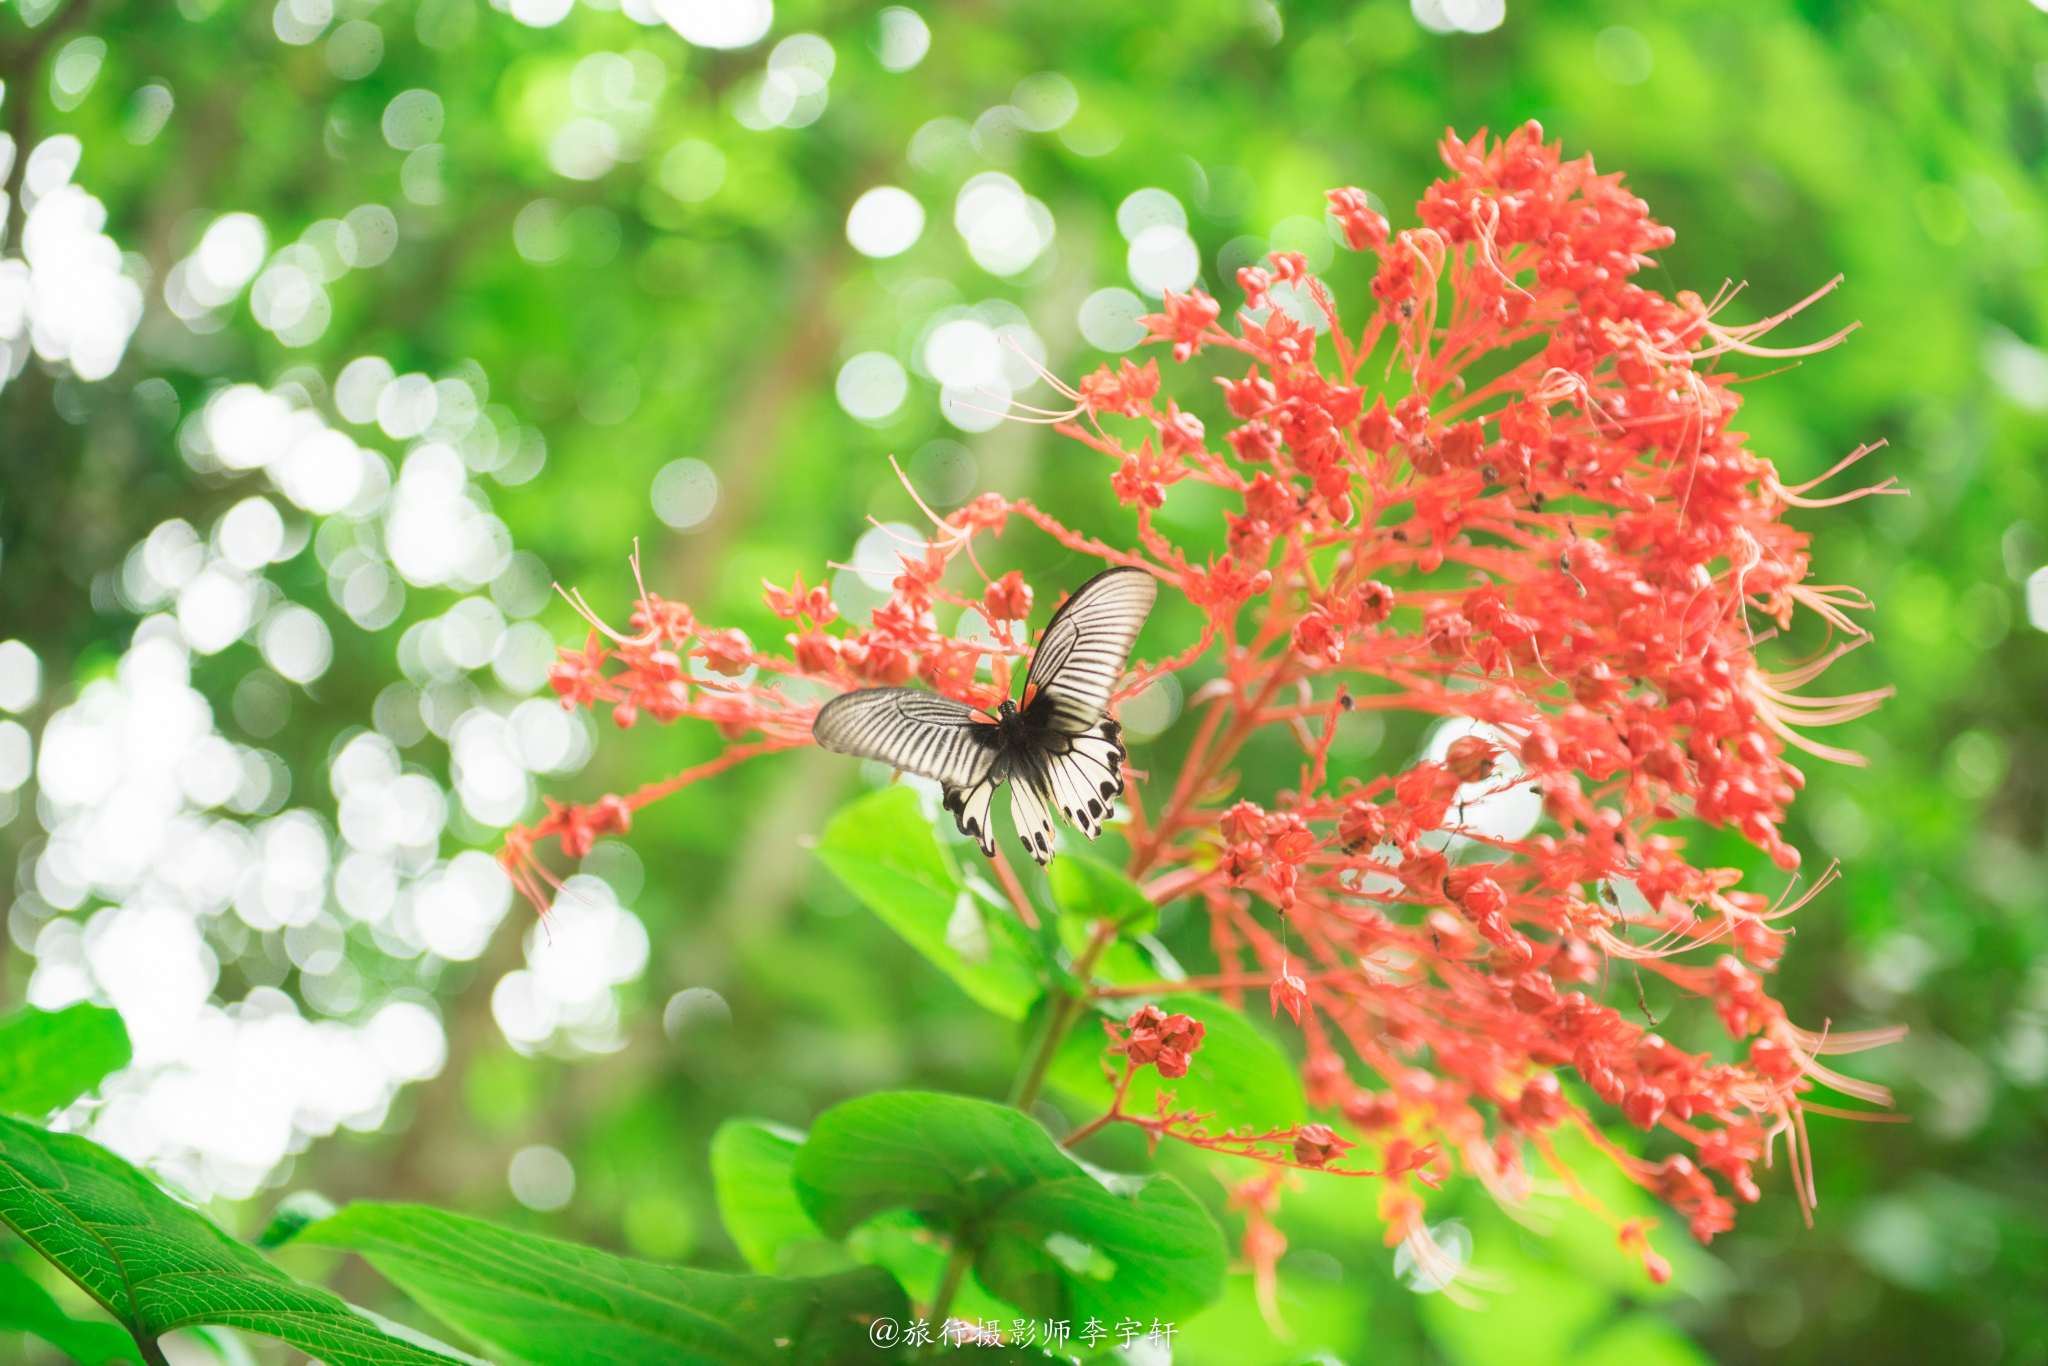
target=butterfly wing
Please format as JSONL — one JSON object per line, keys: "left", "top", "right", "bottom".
{"left": 1039, "top": 719, "right": 1127, "bottom": 841}
{"left": 812, "top": 688, "right": 1005, "bottom": 850}
{"left": 1022, "top": 566, "right": 1158, "bottom": 735}
{"left": 1006, "top": 752, "right": 1059, "bottom": 865}
{"left": 942, "top": 766, "right": 1004, "bottom": 858}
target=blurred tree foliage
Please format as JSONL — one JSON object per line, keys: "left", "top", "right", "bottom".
{"left": 1, "top": 0, "right": 2044, "bottom": 1364}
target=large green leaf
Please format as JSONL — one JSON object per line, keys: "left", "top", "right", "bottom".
{"left": 813, "top": 786, "right": 1043, "bottom": 1019}
{"left": 1045, "top": 853, "right": 1157, "bottom": 935}
{"left": 299, "top": 1202, "right": 907, "bottom": 1366}
{"left": 0, "top": 1260, "right": 144, "bottom": 1366}
{"left": 0, "top": 1004, "right": 132, "bottom": 1118}
{"left": 1047, "top": 994, "right": 1305, "bottom": 1134}
{"left": 0, "top": 1116, "right": 463, "bottom": 1366}
{"left": 1045, "top": 851, "right": 1167, "bottom": 987}
{"left": 843, "top": 1210, "right": 1026, "bottom": 1324}
{"left": 792, "top": 1092, "right": 1225, "bottom": 1324}
{"left": 709, "top": 1118, "right": 846, "bottom": 1277}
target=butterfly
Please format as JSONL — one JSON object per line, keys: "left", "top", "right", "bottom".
{"left": 812, "top": 565, "right": 1158, "bottom": 865}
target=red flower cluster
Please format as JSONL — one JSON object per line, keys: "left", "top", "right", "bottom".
{"left": 509, "top": 123, "right": 1903, "bottom": 1287}
{"left": 1108, "top": 1004, "right": 1207, "bottom": 1080}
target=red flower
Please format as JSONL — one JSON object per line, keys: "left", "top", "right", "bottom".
{"left": 1116, "top": 1005, "right": 1206, "bottom": 1079}
{"left": 629, "top": 595, "right": 694, "bottom": 646}
{"left": 790, "top": 632, "right": 839, "bottom": 674}
{"left": 982, "top": 571, "right": 1032, "bottom": 623}
{"left": 523, "top": 123, "right": 1898, "bottom": 1269}
{"left": 1078, "top": 357, "right": 1161, "bottom": 417}
{"left": 1154, "top": 400, "right": 1207, "bottom": 459}
{"left": 1445, "top": 735, "right": 1499, "bottom": 783}
{"left": 1291, "top": 1122, "right": 1349, "bottom": 1168}
{"left": 763, "top": 573, "right": 836, "bottom": 623}
{"left": 1110, "top": 439, "right": 1185, "bottom": 509}
{"left": 1270, "top": 961, "right": 1309, "bottom": 1025}
{"left": 697, "top": 629, "right": 753, "bottom": 677}
{"left": 1183, "top": 555, "right": 1271, "bottom": 610}
{"left": 1142, "top": 287, "right": 1223, "bottom": 362}
{"left": 540, "top": 794, "right": 633, "bottom": 859}
{"left": 1326, "top": 187, "right": 1390, "bottom": 251}
{"left": 1292, "top": 605, "right": 1344, "bottom": 663}
{"left": 549, "top": 630, "right": 614, "bottom": 710}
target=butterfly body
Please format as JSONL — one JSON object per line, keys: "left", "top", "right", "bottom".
{"left": 813, "top": 566, "right": 1157, "bottom": 865}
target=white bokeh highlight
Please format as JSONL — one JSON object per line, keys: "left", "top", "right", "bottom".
{"left": 846, "top": 186, "right": 925, "bottom": 258}
{"left": 492, "top": 876, "right": 649, "bottom": 1057}
{"left": 21, "top": 341, "right": 587, "bottom": 1201}
{"left": 0, "top": 137, "right": 144, "bottom": 388}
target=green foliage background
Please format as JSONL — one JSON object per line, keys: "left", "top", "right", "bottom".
{"left": 2, "top": 0, "right": 2045, "bottom": 1363}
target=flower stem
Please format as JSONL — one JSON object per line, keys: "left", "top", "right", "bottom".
{"left": 1010, "top": 920, "right": 1119, "bottom": 1114}
{"left": 920, "top": 1241, "right": 974, "bottom": 1360}
{"left": 1062, "top": 1060, "right": 1136, "bottom": 1149}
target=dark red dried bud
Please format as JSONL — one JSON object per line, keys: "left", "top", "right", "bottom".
{"left": 1338, "top": 799, "right": 1387, "bottom": 850}
{"left": 1353, "top": 580, "right": 1395, "bottom": 625}
{"left": 1445, "top": 735, "right": 1499, "bottom": 783}
{"left": 1292, "top": 1122, "right": 1346, "bottom": 1167}
{"left": 1517, "top": 1072, "right": 1567, "bottom": 1126}
{"left": 1521, "top": 729, "right": 1560, "bottom": 769}
{"left": 698, "top": 629, "right": 753, "bottom": 677}
{"left": 1621, "top": 1084, "right": 1668, "bottom": 1130}
{"left": 983, "top": 571, "right": 1032, "bottom": 623}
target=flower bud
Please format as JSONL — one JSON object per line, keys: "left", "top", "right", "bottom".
{"left": 1621, "top": 1083, "right": 1668, "bottom": 1130}
{"left": 1517, "top": 1072, "right": 1566, "bottom": 1126}
{"left": 1338, "top": 799, "right": 1386, "bottom": 850}
{"left": 1445, "top": 735, "right": 1499, "bottom": 783}
{"left": 698, "top": 629, "right": 753, "bottom": 677}
{"left": 983, "top": 571, "right": 1032, "bottom": 623}
{"left": 1292, "top": 1122, "right": 1346, "bottom": 1167}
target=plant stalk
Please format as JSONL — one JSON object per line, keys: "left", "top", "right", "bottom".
{"left": 920, "top": 1241, "right": 974, "bottom": 1360}
{"left": 1009, "top": 919, "right": 1119, "bottom": 1113}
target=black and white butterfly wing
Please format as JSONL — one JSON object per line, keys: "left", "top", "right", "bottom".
{"left": 812, "top": 688, "right": 1005, "bottom": 855}
{"left": 1040, "top": 719, "right": 1127, "bottom": 842}
{"left": 1007, "top": 756, "right": 1059, "bottom": 864}
{"left": 1022, "top": 566, "right": 1158, "bottom": 735}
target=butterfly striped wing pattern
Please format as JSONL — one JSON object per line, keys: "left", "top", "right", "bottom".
{"left": 810, "top": 688, "right": 1000, "bottom": 785}
{"left": 1023, "top": 566, "right": 1159, "bottom": 735}
{"left": 812, "top": 566, "right": 1158, "bottom": 865}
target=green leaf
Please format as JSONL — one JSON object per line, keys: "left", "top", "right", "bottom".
{"left": 257, "top": 1190, "right": 339, "bottom": 1249}
{"left": 0, "top": 1004, "right": 132, "bottom": 1118}
{"left": 710, "top": 1119, "right": 846, "bottom": 1276}
{"left": 814, "top": 786, "right": 1042, "bottom": 1019}
{"left": 0, "top": 1116, "right": 464, "bottom": 1366}
{"left": 1046, "top": 853, "right": 1158, "bottom": 935}
{"left": 300, "top": 1202, "right": 907, "bottom": 1366}
{"left": 792, "top": 1092, "right": 1225, "bottom": 1324}
{"left": 979, "top": 1172, "right": 1225, "bottom": 1324}
{"left": 0, "top": 1260, "right": 144, "bottom": 1366}
{"left": 843, "top": 1210, "right": 1024, "bottom": 1323}
{"left": 1047, "top": 994, "right": 1305, "bottom": 1133}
